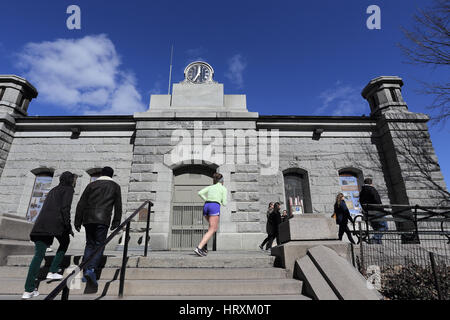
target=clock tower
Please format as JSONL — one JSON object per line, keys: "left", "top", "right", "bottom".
{"left": 138, "top": 61, "right": 258, "bottom": 118}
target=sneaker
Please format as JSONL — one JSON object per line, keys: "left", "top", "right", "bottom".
{"left": 46, "top": 272, "right": 63, "bottom": 280}
{"left": 21, "top": 290, "right": 39, "bottom": 300}
{"left": 194, "top": 247, "right": 206, "bottom": 257}
{"left": 46, "top": 248, "right": 53, "bottom": 253}
{"left": 84, "top": 269, "right": 98, "bottom": 287}
{"left": 259, "top": 244, "right": 264, "bottom": 251}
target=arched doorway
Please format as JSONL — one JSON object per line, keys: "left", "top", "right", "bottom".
{"left": 283, "top": 168, "right": 312, "bottom": 215}
{"left": 170, "top": 165, "right": 216, "bottom": 250}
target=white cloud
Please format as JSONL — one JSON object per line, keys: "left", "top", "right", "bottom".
{"left": 316, "top": 81, "right": 367, "bottom": 116}
{"left": 225, "top": 54, "right": 247, "bottom": 89}
{"left": 17, "top": 34, "right": 146, "bottom": 115}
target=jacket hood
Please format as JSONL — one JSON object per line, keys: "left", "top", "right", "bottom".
{"left": 59, "top": 171, "right": 74, "bottom": 187}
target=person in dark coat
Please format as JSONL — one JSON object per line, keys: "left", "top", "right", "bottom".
{"left": 333, "top": 193, "right": 356, "bottom": 244}
{"left": 265, "top": 202, "right": 282, "bottom": 250}
{"left": 359, "top": 178, "right": 388, "bottom": 244}
{"left": 281, "top": 209, "right": 292, "bottom": 222}
{"left": 22, "top": 171, "right": 75, "bottom": 299}
{"left": 75, "top": 166, "right": 122, "bottom": 287}
{"left": 259, "top": 202, "right": 274, "bottom": 250}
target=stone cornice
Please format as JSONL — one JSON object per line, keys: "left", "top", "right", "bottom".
{"left": 15, "top": 115, "right": 135, "bottom": 131}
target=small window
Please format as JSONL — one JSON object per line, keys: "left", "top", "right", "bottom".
{"left": 16, "top": 93, "right": 25, "bottom": 108}
{"left": 369, "top": 96, "right": 377, "bottom": 110}
{"left": 390, "top": 88, "right": 398, "bottom": 102}
{"left": 26, "top": 173, "right": 54, "bottom": 223}
{"left": 339, "top": 172, "right": 362, "bottom": 217}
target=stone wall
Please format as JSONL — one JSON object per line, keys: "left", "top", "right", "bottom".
{"left": 126, "top": 116, "right": 399, "bottom": 250}
{"left": 0, "top": 116, "right": 15, "bottom": 178}
{"left": 0, "top": 132, "right": 134, "bottom": 250}
{"left": 127, "top": 118, "right": 269, "bottom": 250}
{"left": 376, "top": 111, "right": 448, "bottom": 207}
{"left": 278, "top": 132, "right": 390, "bottom": 215}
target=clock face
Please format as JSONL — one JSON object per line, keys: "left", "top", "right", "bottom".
{"left": 185, "top": 62, "right": 213, "bottom": 84}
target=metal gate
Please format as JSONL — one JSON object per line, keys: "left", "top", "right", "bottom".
{"left": 171, "top": 172, "right": 213, "bottom": 250}
{"left": 171, "top": 204, "right": 208, "bottom": 249}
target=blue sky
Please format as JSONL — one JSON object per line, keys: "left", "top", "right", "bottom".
{"left": 1, "top": 0, "right": 449, "bottom": 185}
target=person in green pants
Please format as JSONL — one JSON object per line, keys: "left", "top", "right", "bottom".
{"left": 22, "top": 171, "right": 76, "bottom": 299}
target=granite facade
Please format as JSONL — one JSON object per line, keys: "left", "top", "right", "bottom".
{"left": 0, "top": 75, "right": 447, "bottom": 251}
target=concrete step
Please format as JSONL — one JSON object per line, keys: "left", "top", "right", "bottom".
{"left": 307, "top": 246, "right": 382, "bottom": 300}
{"left": 294, "top": 255, "right": 338, "bottom": 300}
{"left": 0, "top": 278, "right": 303, "bottom": 296}
{"left": 0, "top": 266, "right": 290, "bottom": 280}
{"left": 0, "top": 214, "right": 33, "bottom": 241}
{"left": 136, "top": 253, "right": 275, "bottom": 268}
{"left": 6, "top": 254, "right": 139, "bottom": 268}
{"left": 0, "top": 240, "right": 35, "bottom": 266}
{"left": 6, "top": 251, "right": 276, "bottom": 269}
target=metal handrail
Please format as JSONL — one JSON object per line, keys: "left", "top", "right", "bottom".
{"left": 350, "top": 203, "right": 450, "bottom": 244}
{"left": 44, "top": 199, "right": 153, "bottom": 300}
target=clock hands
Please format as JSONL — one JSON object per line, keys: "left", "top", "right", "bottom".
{"left": 193, "top": 66, "right": 201, "bottom": 82}
{"left": 186, "top": 63, "right": 212, "bottom": 83}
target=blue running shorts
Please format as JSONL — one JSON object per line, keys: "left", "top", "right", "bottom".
{"left": 203, "top": 202, "right": 220, "bottom": 216}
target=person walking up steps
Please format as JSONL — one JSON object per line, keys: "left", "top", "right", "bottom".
{"left": 22, "top": 171, "right": 76, "bottom": 299}
{"left": 259, "top": 202, "right": 274, "bottom": 251}
{"left": 194, "top": 173, "right": 227, "bottom": 257}
{"left": 333, "top": 193, "right": 356, "bottom": 244}
{"left": 265, "top": 202, "right": 282, "bottom": 251}
{"left": 75, "top": 166, "right": 122, "bottom": 288}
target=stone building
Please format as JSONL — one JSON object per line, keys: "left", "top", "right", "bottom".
{"left": 0, "top": 62, "right": 447, "bottom": 251}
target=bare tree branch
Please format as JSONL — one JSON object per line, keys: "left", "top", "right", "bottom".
{"left": 398, "top": 0, "right": 450, "bottom": 126}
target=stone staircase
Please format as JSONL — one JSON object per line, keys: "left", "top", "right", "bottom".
{"left": 0, "top": 251, "right": 310, "bottom": 300}
{"left": 0, "top": 214, "right": 34, "bottom": 265}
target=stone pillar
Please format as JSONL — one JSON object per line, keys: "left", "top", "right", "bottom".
{"left": 0, "top": 75, "right": 38, "bottom": 178}
{"left": 0, "top": 75, "right": 38, "bottom": 116}
{"left": 361, "top": 76, "right": 448, "bottom": 236}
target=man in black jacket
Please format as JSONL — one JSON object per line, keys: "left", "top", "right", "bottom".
{"left": 75, "top": 167, "right": 122, "bottom": 286}
{"left": 359, "top": 178, "right": 388, "bottom": 244}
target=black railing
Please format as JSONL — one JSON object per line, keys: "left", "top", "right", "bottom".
{"left": 44, "top": 200, "right": 153, "bottom": 300}
{"left": 351, "top": 204, "right": 450, "bottom": 244}
{"left": 351, "top": 204, "right": 450, "bottom": 300}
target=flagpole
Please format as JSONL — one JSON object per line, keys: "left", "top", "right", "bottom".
{"left": 168, "top": 45, "right": 174, "bottom": 105}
